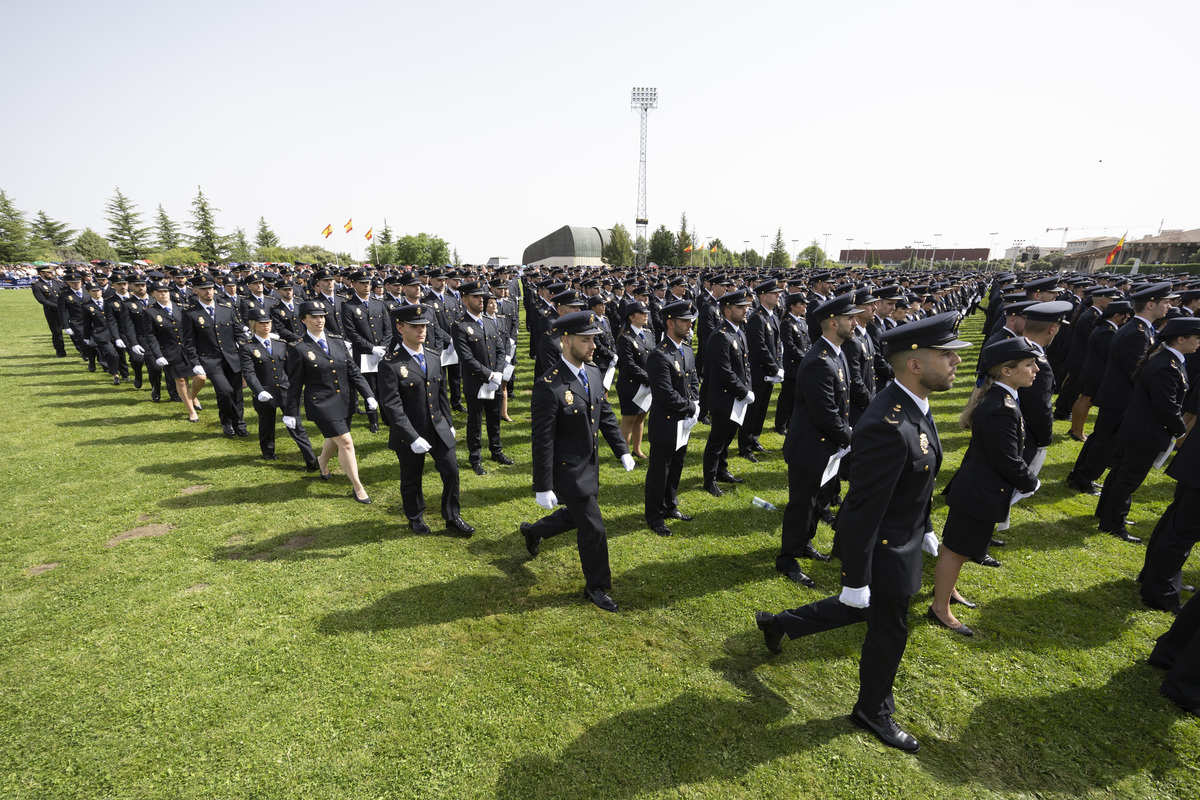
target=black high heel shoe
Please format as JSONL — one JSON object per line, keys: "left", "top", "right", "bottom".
{"left": 927, "top": 605, "right": 974, "bottom": 637}
{"left": 351, "top": 490, "right": 372, "bottom": 505}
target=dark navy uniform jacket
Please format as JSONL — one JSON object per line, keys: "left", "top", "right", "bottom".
{"left": 945, "top": 385, "right": 1039, "bottom": 522}
{"left": 646, "top": 337, "right": 699, "bottom": 446}
{"left": 783, "top": 336, "right": 852, "bottom": 474}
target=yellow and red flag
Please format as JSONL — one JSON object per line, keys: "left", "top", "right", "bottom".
{"left": 710, "top": 244, "right": 717, "bottom": 253}
{"left": 344, "top": 219, "right": 353, "bottom": 234}
{"left": 365, "top": 228, "right": 373, "bottom": 241}
{"left": 1105, "top": 232, "right": 1127, "bottom": 265}
{"left": 683, "top": 245, "right": 693, "bottom": 253}
{"left": 322, "top": 224, "right": 333, "bottom": 239}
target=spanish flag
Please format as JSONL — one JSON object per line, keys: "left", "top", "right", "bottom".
{"left": 710, "top": 244, "right": 717, "bottom": 253}
{"left": 683, "top": 245, "right": 693, "bottom": 253}
{"left": 364, "top": 228, "right": 373, "bottom": 241}
{"left": 322, "top": 224, "right": 333, "bottom": 239}
{"left": 1105, "top": 232, "right": 1127, "bottom": 266}
{"left": 344, "top": 219, "right": 353, "bottom": 234}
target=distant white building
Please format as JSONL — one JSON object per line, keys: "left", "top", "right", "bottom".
{"left": 1065, "top": 236, "right": 1119, "bottom": 255}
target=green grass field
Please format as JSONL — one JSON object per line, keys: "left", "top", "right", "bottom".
{"left": 2, "top": 290, "right": 1197, "bottom": 800}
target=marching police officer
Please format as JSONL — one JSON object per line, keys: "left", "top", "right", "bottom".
{"left": 239, "top": 306, "right": 319, "bottom": 468}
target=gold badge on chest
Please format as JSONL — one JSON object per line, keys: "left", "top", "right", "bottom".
{"left": 307, "top": 351, "right": 316, "bottom": 361}
{"left": 731, "top": 341, "right": 737, "bottom": 351}
{"left": 253, "top": 349, "right": 261, "bottom": 358}
{"left": 919, "top": 432, "right": 930, "bottom": 454}
{"left": 467, "top": 325, "right": 474, "bottom": 336}
{"left": 400, "top": 365, "right": 409, "bottom": 378}
{"left": 564, "top": 389, "right": 574, "bottom": 405}
{"left": 674, "top": 360, "right": 681, "bottom": 373}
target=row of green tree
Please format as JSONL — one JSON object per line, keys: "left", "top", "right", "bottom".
{"left": 0, "top": 187, "right": 454, "bottom": 268}
{"left": 600, "top": 213, "right": 830, "bottom": 271}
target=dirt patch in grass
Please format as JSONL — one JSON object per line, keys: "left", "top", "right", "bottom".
{"left": 25, "top": 563, "right": 59, "bottom": 576}
{"left": 179, "top": 484, "right": 209, "bottom": 495}
{"left": 181, "top": 583, "right": 209, "bottom": 594}
{"left": 226, "top": 534, "right": 247, "bottom": 546}
{"left": 281, "top": 535, "right": 316, "bottom": 550}
{"left": 106, "top": 524, "right": 174, "bottom": 547}
{"left": 137, "top": 513, "right": 155, "bottom": 522}
{"left": 242, "top": 535, "right": 316, "bottom": 561}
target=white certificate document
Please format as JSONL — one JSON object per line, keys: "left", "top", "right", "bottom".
{"left": 676, "top": 416, "right": 698, "bottom": 450}
{"left": 477, "top": 384, "right": 497, "bottom": 400}
{"left": 633, "top": 383, "right": 652, "bottom": 412}
{"left": 359, "top": 354, "right": 381, "bottom": 373}
{"left": 1028, "top": 446, "right": 1048, "bottom": 477}
{"left": 1154, "top": 439, "right": 1177, "bottom": 470}
{"left": 730, "top": 397, "right": 749, "bottom": 425}
{"left": 440, "top": 343, "right": 458, "bottom": 366}
{"left": 502, "top": 362, "right": 515, "bottom": 381}
{"left": 603, "top": 365, "right": 616, "bottom": 391}
{"left": 820, "top": 446, "right": 851, "bottom": 485}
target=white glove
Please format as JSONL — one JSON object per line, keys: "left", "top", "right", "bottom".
{"left": 257, "top": 391, "right": 273, "bottom": 403}
{"left": 269, "top": 333, "right": 280, "bottom": 340}
{"left": 410, "top": 437, "right": 432, "bottom": 454}
{"left": 1032, "top": 479, "right": 1042, "bottom": 494}
{"left": 62, "top": 327, "right": 73, "bottom": 336}
{"left": 84, "top": 338, "right": 94, "bottom": 346}
{"left": 488, "top": 371, "right": 502, "bottom": 386}
{"left": 155, "top": 357, "right": 169, "bottom": 367}
{"left": 449, "top": 427, "right": 456, "bottom": 438}
{"left": 838, "top": 585, "right": 871, "bottom": 609}
{"left": 746, "top": 391, "right": 756, "bottom": 404}
{"left": 922, "top": 531, "right": 940, "bottom": 556}
{"left": 366, "top": 397, "right": 378, "bottom": 411}
{"left": 282, "top": 415, "right": 298, "bottom": 430}
{"left": 621, "top": 453, "right": 636, "bottom": 471}
{"left": 131, "top": 344, "right": 145, "bottom": 356}
{"left": 115, "top": 339, "right": 126, "bottom": 349}
{"left": 371, "top": 346, "right": 386, "bottom": 357}
{"left": 193, "top": 365, "right": 206, "bottom": 376}
{"left": 242, "top": 326, "right": 250, "bottom": 337}
{"left": 776, "top": 368, "right": 785, "bottom": 381}
{"left": 535, "top": 490, "right": 557, "bottom": 510}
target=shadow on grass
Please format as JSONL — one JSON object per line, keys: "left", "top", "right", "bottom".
{"left": 316, "top": 546, "right": 788, "bottom": 634}
{"left": 493, "top": 648, "right": 848, "bottom": 800}
{"left": 916, "top": 664, "right": 1183, "bottom": 794}
{"left": 213, "top": 519, "right": 409, "bottom": 562}
{"left": 76, "top": 430, "right": 207, "bottom": 446}
{"left": 57, "top": 413, "right": 169, "bottom": 427}
{"left": 159, "top": 479, "right": 325, "bottom": 509}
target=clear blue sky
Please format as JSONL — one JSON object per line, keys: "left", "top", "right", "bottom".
{"left": 4, "top": 0, "right": 1194, "bottom": 263}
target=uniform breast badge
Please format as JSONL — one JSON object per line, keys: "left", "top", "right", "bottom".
{"left": 467, "top": 326, "right": 474, "bottom": 335}
{"left": 564, "top": 390, "right": 574, "bottom": 405}
{"left": 400, "top": 366, "right": 409, "bottom": 378}
{"left": 919, "top": 433, "right": 930, "bottom": 454}
{"left": 307, "top": 351, "right": 317, "bottom": 361}
{"left": 253, "top": 349, "right": 261, "bottom": 359}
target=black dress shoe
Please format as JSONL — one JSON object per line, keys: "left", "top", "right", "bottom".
{"left": 222, "top": 423, "right": 236, "bottom": 437}
{"left": 780, "top": 567, "right": 816, "bottom": 589}
{"left": 150, "top": 390, "right": 161, "bottom": 402}
{"left": 1110, "top": 528, "right": 1142, "bottom": 544}
{"left": 800, "top": 543, "right": 831, "bottom": 562}
{"left": 755, "top": 611, "right": 783, "bottom": 654}
{"left": 584, "top": 586, "right": 618, "bottom": 612}
{"left": 976, "top": 554, "right": 1002, "bottom": 568}
{"left": 112, "top": 375, "right": 121, "bottom": 386}
{"left": 752, "top": 442, "right": 768, "bottom": 453}
{"left": 351, "top": 491, "right": 372, "bottom": 505}
{"left": 305, "top": 461, "right": 319, "bottom": 472}
{"left": 318, "top": 468, "right": 331, "bottom": 481}
{"left": 520, "top": 522, "right": 540, "bottom": 557}
{"left": 471, "top": 462, "right": 487, "bottom": 476}
{"left": 704, "top": 483, "right": 724, "bottom": 498}
{"left": 819, "top": 509, "right": 837, "bottom": 526}
{"left": 716, "top": 472, "right": 744, "bottom": 484}
{"left": 849, "top": 709, "right": 920, "bottom": 753}
{"left": 650, "top": 524, "right": 672, "bottom": 537}
{"left": 452, "top": 403, "right": 466, "bottom": 413}
{"left": 235, "top": 426, "right": 249, "bottom": 437}
{"left": 1184, "top": 584, "right": 1196, "bottom": 593}
{"left": 263, "top": 454, "right": 278, "bottom": 461}
{"left": 446, "top": 517, "right": 475, "bottom": 537}
{"left": 950, "top": 595, "right": 978, "bottom": 609}
{"left": 133, "top": 376, "right": 143, "bottom": 389}
{"left": 927, "top": 605, "right": 974, "bottom": 636}
{"left": 1141, "top": 597, "right": 1182, "bottom": 615}
{"left": 665, "top": 511, "right": 693, "bottom": 521}
{"left": 88, "top": 363, "right": 96, "bottom": 372}
{"left": 1067, "top": 475, "right": 1100, "bottom": 495}
{"left": 369, "top": 421, "right": 380, "bottom": 433}
{"left": 492, "top": 452, "right": 514, "bottom": 465}
{"left": 739, "top": 452, "right": 760, "bottom": 464}
{"left": 699, "top": 415, "right": 710, "bottom": 425}
{"left": 410, "top": 518, "right": 432, "bottom": 535}
{"left": 990, "top": 537, "right": 1006, "bottom": 547}
{"left": 193, "top": 402, "right": 203, "bottom": 411}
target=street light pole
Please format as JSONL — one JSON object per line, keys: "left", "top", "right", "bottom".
{"left": 761, "top": 235, "right": 767, "bottom": 269}
{"left": 846, "top": 238, "right": 853, "bottom": 267}
{"left": 988, "top": 232, "right": 999, "bottom": 268}
{"left": 823, "top": 233, "right": 831, "bottom": 266}
{"left": 791, "top": 239, "right": 798, "bottom": 265}
{"left": 931, "top": 233, "right": 942, "bottom": 270}
{"left": 743, "top": 240, "right": 749, "bottom": 270}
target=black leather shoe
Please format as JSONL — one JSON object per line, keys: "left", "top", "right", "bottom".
{"left": 471, "top": 462, "right": 487, "bottom": 476}
{"left": 705, "top": 483, "right": 724, "bottom": 498}
{"left": 222, "top": 423, "right": 236, "bottom": 437}
{"left": 263, "top": 454, "right": 278, "bottom": 461}
{"left": 950, "top": 595, "right": 978, "bottom": 609}
{"left": 410, "top": 518, "right": 432, "bottom": 535}
{"left": 446, "top": 517, "right": 475, "bottom": 537}
{"left": 112, "top": 375, "right": 121, "bottom": 386}
{"left": 369, "top": 421, "right": 380, "bottom": 433}
{"left": 716, "top": 472, "right": 744, "bottom": 484}
{"left": 976, "top": 554, "right": 1002, "bottom": 568}
{"left": 1184, "top": 584, "right": 1195, "bottom": 593}
{"left": 927, "top": 605, "right": 974, "bottom": 636}
{"left": 1110, "top": 528, "right": 1142, "bottom": 544}
{"left": 1141, "top": 597, "right": 1182, "bottom": 615}
{"left": 452, "top": 402, "right": 466, "bottom": 413}
{"left": 781, "top": 568, "right": 816, "bottom": 589}
{"left": 305, "top": 461, "right": 319, "bottom": 472}
{"left": 492, "top": 452, "right": 514, "bottom": 465}
{"left": 351, "top": 491, "right": 372, "bottom": 505}
{"left": 133, "top": 376, "right": 143, "bottom": 389}
{"left": 800, "top": 543, "right": 831, "bottom": 562}
{"left": 650, "top": 524, "right": 672, "bottom": 537}
{"left": 699, "top": 415, "right": 710, "bottom": 425}
{"left": 990, "top": 537, "right": 1006, "bottom": 547}
{"left": 739, "top": 452, "right": 760, "bottom": 464}
{"left": 193, "top": 402, "right": 203, "bottom": 411}
{"left": 850, "top": 709, "right": 920, "bottom": 753}
{"left": 752, "top": 442, "right": 767, "bottom": 453}
{"left": 665, "top": 511, "right": 693, "bottom": 521}
{"left": 584, "top": 586, "right": 618, "bottom": 612}
{"left": 520, "top": 522, "right": 540, "bottom": 557}
{"left": 820, "top": 509, "right": 837, "bottom": 526}
{"left": 755, "top": 611, "right": 783, "bottom": 654}
{"left": 235, "top": 426, "right": 249, "bottom": 437}
{"left": 317, "top": 467, "right": 331, "bottom": 481}
{"left": 1067, "top": 475, "right": 1100, "bottom": 495}
{"left": 150, "top": 389, "right": 161, "bottom": 402}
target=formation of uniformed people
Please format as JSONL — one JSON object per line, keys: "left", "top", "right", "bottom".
{"left": 24, "top": 256, "right": 1200, "bottom": 747}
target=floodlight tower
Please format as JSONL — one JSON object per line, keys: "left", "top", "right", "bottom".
{"left": 631, "top": 86, "right": 658, "bottom": 267}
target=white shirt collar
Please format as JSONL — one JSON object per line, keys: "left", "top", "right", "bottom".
{"left": 894, "top": 380, "right": 931, "bottom": 416}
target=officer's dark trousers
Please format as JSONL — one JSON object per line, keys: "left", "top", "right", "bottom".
{"left": 702, "top": 414, "right": 739, "bottom": 483}
{"left": 395, "top": 441, "right": 460, "bottom": 524}
{"left": 207, "top": 361, "right": 245, "bottom": 427}
{"left": 1141, "top": 483, "right": 1200, "bottom": 612}
{"left": 773, "top": 592, "right": 912, "bottom": 718}
{"left": 1095, "top": 443, "right": 1159, "bottom": 529}
{"left": 774, "top": 371, "right": 796, "bottom": 433}
{"left": 465, "top": 395, "right": 502, "bottom": 463}
{"left": 645, "top": 441, "right": 686, "bottom": 527}
{"left": 529, "top": 494, "right": 610, "bottom": 591}
{"left": 43, "top": 309, "right": 65, "bottom": 356}
{"left": 253, "top": 398, "right": 316, "bottom": 463}
{"left": 1150, "top": 591, "right": 1200, "bottom": 712}
{"left": 739, "top": 377, "right": 774, "bottom": 451}
{"left": 778, "top": 466, "right": 822, "bottom": 571}
{"left": 1072, "top": 406, "right": 1123, "bottom": 482}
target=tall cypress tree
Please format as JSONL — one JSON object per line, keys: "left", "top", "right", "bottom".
{"left": 31, "top": 210, "right": 77, "bottom": 247}
{"left": 0, "top": 189, "right": 33, "bottom": 263}
{"left": 105, "top": 188, "right": 152, "bottom": 260}
{"left": 189, "top": 186, "right": 223, "bottom": 263}
{"left": 155, "top": 204, "right": 182, "bottom": 251}
{"left": 254, "top": 216, "right": 279, "bottom": 250}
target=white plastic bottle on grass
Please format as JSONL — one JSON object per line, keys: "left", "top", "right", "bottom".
{"left": 751, "top": 496, "right": 777, "bottom": 511}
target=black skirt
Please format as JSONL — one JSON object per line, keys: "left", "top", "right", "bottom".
{"left": 314, "top": 416, "right": 353, "bottom": 438}
{"left": 941, "top": 506, "right": 996, "bottom": 561}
